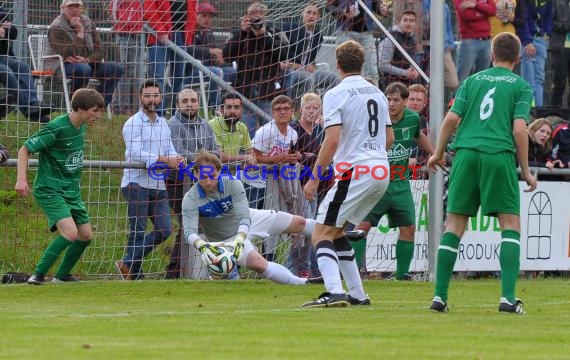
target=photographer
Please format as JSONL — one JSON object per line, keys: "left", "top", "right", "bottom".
{"left": 223, "top": 2, "right": 289, "bottom": 139}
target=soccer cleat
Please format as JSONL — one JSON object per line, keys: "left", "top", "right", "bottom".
{"left": 385, "top": 272, "right": 414, "bottom": 281}
{"left": 499, "top": 297, "right": 525, "bottom": 314}
{"left": 115, "top": 260, "right": 132, "bottom": 280}
{"left": 301, "top": 292, "right": 350, "bottom": 308}
{"left": 348, "top": 294, "right": 371, "bottom": 305}
{"left": 27, "top": 273, "right": 45, "bottom": 285}
{"left": 305, "top": 276, "right": 324, "bottom": 284}
{"left": 430, "top": 296, "right": 449, "bottom": 312}
{"left": 52, "top": 274, "right": 81, "bottom": 283}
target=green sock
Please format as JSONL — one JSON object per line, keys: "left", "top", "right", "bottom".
{"left": 395, "top": 239, "right": 414, "bottom": 278}
{"left": 434, "top": 232, "right": 461, "bottom": 303}
{"left": 500, "top": 230, "right": 520, "bottom": 303}
{"left": 35, "top": 235, "right": 73, "bottom": 275}
{"left": 55, "top": 240, "right": 91, "bottom": 279}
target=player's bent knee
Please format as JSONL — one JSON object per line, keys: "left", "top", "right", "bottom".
{"left": 246, "top": 251, "right": 268, "bottom": 273}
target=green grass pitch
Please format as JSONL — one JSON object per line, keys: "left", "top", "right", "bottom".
{"left": 2, "top": 278, "right": 569, "bottom": 359}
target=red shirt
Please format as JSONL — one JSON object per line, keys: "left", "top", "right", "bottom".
{"left": 454, "top": 0, "right": 496, "bottom": 39}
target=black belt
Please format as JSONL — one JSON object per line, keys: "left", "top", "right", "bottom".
{"left": 473, "top": 36, "right": 491, "bottom": 41}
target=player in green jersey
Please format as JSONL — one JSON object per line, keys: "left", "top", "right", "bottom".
{"left": 347, "top": 82, "right": 434, "bottom": 280}
{"left": 15, "top": 88, "right": 105, "bottom": 284}
{"left": 427, "top": 32, "right": 537, "bottom": 314}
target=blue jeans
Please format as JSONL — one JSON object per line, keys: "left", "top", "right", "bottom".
{"left": 455, "top": 38, "right": 491, "bottom": 84}
{"left": 521, "top": 37, "right": 548, "bottom": 107}
{"left": 242, "top": 99, "right": 272, "bottom": 140}
{"left": 284, "top": 68, "right": 338, "bottom": 99}
{"left": 121, "top": 183, "right": 172, "bottom": 278}
{"left": 63, "top": 61, "right": 124, "bottom": 106}
{"left": 148, "top": 32, "right": 187, "bottom": 115}
{"left": 0, "top": 55, "right": 40, "bottom": 114}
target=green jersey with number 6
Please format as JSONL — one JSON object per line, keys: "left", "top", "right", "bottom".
{"left": 24, "top": 114, "right": 86, "bottom": 200}
{"left": 449, "top": 67, "right": 533, "bottom": 153}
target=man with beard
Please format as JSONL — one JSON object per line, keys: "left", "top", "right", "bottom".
{"left": 164, "top": 87, "right": 219, "bottom": 279}
{"left": 209, "top": 93, "right": 260, "bottom": 209}
{"left": 116, "top": 79, "right": 184, "bottom": 280}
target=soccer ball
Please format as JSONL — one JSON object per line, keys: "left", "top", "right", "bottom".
{"left": 205, "top": 247, "right": 237, "bottom": 276}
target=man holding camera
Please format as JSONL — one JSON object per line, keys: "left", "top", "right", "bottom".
{"left": 223, "top": 2, "right": 289, "bottom": 139}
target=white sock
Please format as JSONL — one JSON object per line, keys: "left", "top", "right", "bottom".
{"left": 316, "top": 244, "right": 344, "bottom": 294}
{"left": 337, "top": 250, "right": 365, "bottom": 300}
{"left": 302, "top": 218, "right": 315, "bottom": 241}
{"left": 262, "top": 261, "right": 306, "bottom": 285}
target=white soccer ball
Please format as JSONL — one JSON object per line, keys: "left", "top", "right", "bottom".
{"left": 205, "top": 247, "right": 237, "bottom": 276}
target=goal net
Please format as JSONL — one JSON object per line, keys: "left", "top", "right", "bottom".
{"left": 0, "top": 0, "right": 431, "bottom": 280}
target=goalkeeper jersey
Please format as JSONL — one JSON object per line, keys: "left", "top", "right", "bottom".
{"left": 182, "top": 177, "right": 251, "bottom": 242}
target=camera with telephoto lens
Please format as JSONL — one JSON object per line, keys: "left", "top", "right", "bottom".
{"left": 250, "top": 18, "right": 264, "bottom": 30}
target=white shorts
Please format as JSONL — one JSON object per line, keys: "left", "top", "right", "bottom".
{"left": 218, "top": 209, "right": 294, "bottom": 266}
{"left": 316, "top": 160, "right": 389, "bottom": 228}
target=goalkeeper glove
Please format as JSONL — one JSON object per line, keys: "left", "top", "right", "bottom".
{"left": 195, "top": 239, "right": 220, "bottom": 263}
{"left": 225, "top": 233, "right": 245, "bottom": 262}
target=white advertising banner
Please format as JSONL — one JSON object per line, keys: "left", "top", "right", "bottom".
{"left": 365, "top": 181, "right": 570, "bottom": 272}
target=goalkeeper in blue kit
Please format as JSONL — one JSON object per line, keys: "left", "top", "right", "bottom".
{"left": 181, "top": 150, "right": 322, "bottom": 285}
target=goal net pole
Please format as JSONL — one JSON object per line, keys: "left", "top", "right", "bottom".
{"left": 427, "top": 0, "right": 446, "bottom": 281}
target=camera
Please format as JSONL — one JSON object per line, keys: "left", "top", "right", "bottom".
{"left": 250, "top": 18, "right": 264, "bottom": 30}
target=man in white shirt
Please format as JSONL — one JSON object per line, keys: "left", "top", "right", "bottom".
{"left": 116, "top": 79, "right": 184, "bottom": 280}
{"left": 302, "top": 41, "right": 394, "bottom": 308}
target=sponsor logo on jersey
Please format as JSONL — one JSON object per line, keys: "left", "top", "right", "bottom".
{"left": 65, "top": 150, "right": 84, "bottom": 171}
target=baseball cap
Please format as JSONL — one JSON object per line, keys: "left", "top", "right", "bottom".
{"left": 62, "top": 0, "right": 84, "bottom": 6}
{"left": 197, "top": 2, "right": 216, "bottom": 14}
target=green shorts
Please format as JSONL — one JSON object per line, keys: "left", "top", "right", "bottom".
{"left": 364, "top": 180, "right": 415, "bottom": 228}
{"left": 447, "top": 148, "right": 519, "bottom": 217}
{"left": 34, "top": 193, "right": 90, "bottom": 232}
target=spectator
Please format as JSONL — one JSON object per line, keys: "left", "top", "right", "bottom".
{"left": 15, "top": 88, "right": 105, "bottom": 284}
{"left": 164, "top": 88, "right": 219, "bottom": 279}
{"left": 489, "top": 0, "right": 515, "bottom": 37}
{"left": 208, "top": 92, "right": 257, "bottom": 177}
{"left": 0, "top": 141, "right": 8, "bottom": 163}
{"left": 48, "top": 0, "right": 124, "bottom": 107}
{"left": 116, "top": 80, "right": 184, "bottom": 280}
{"left": 515, "top": 0, "right": 554, "bottom": 106}
{"left": 223, "top": 2, "right": 289, "bottom": 139}
{"left": 186, "top": 2, "right": 228, "bottom": 111}
{"left": 548, "top": 0, "right": 570, "bottom": 107}
{"left": 420, "top": 1, "right": 459, "bottom": 91}
{"left": 0, "top": 6, "right": 50, "bottom": 122}
{"left": 407, "top": 83, "right": 430, "bottom": 170}
{"left": 527, "top": 118, "right": 553, "bottom": 167}
{"left": 288, "top": 92, "right": 324, "bottom": 278}
{"left": 550, "top": 121, "right": 570, "bottom": 169}
{"left": 326, "top": 0, "right": 390, "bottom": 86}
{"left": 143, "top": 0, "right": 197, "bottom": 116}
{"left": 109, "top": 0, "right": 144, "bottom": 115}
{"left": 182, "top": 150, "right": 322, "bottom": 285}
{"left": 454, "top": 0, "right": 496, "bottom": 84}
{"left": 252, "top": 95, "right": 302, "bottom": 261}
{"left": 211, "top": 92, "right": 265, "bottom": 210}
{"left": 281, "top": 4, "right": 338, "bottom": 101}
{"left": 377, "top": 10, "right": 420, "bottom": 88}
